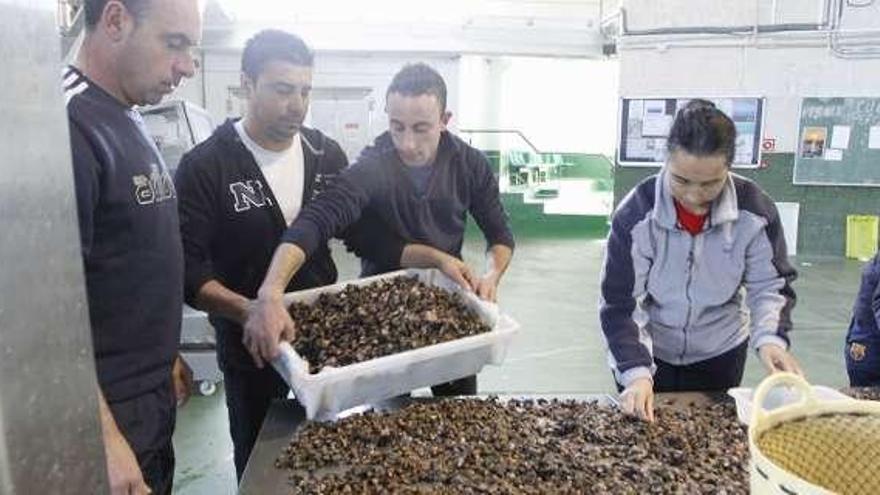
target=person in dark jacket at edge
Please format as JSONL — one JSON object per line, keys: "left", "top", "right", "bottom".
{"left": 175, "top": 32, "right": 451, "bottom": 481}
{"left": 242, "top": 62, "right": 516, "bottom": 399}
{"left": 844, "top": 252, "right": 880, "bottom": 387}
{"left": 65, "top": 0, "right": 201, "bottom": 493}
{"left": 600, "top": 99, "right": 803, "bottom": 422}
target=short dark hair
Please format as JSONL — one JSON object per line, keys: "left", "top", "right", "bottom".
{"left": 84, "top": 0, "right": 150, "bottom": 30}
{"left": 386, "top": 63, "right": 447, "bottom": 113}
{"left": 667, "top": 99, "right": 737, "bottom": 166}
{"left": 241, "top": 30, "right": 314, "bottom": 82}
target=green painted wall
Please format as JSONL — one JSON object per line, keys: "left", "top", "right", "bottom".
{"left": 613, "top": 153, "right": 879, "bottom": 257}
{"left": 466, "top": 192, "right": 609, "bottom": 240}
{"left": 469, "top": 150, "right": 614, "bottom": 240}
{"left": 552, "top": 154, "right": 614, "bottom": 191}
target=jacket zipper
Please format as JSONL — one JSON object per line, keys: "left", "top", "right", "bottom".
{"left": 681, "top": 234, "right": 696, "bottom": 364}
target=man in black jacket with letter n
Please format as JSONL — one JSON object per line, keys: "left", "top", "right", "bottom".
{"left": 174, "top": 30, "right": 382, "bottom": 480}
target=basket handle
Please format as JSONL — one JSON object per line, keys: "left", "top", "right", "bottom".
{"left": 751, "top": 372, "right": 817, "bottom": 427}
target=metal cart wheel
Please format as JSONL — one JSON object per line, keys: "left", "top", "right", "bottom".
{"left": 198, "top": 380, "right": 217, "bottom": 396}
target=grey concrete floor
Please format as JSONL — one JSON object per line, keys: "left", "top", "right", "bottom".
{"left": 172, "top": 237, "right": 865, "bottom": 494}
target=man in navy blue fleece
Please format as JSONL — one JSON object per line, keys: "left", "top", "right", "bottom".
{"left": 845, "top": 252, "right": 880, "bottom": 386}
{"left": 600, "top": 100, "right": 802, "bottom": 422}
{"left": 66, "top": 0, "right": 200, "bottom": 493}
{"left": 244, "top": 63, "right": 515, "bottom": 395}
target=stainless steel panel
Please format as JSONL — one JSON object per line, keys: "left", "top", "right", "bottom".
{"left": 0, "top": 1, "right": 107, "bottom": 493}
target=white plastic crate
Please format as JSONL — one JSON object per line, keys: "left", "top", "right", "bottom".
{"left": 271, "top": 268, "right": 520, "bottom": 420}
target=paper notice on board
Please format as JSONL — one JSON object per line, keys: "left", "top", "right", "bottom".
{"left": 716, "top": 99, "right": 734, "bottom": 119}
{"left": 644, "top": 100, "right": 665, "bottom": 116}
{"left": 642, "top": 115, "right": 673, "bottom": 137}
{"left": 830, "top": 125, "right": 851, "bottom": 149}
{"left": 642, "top": 100, "right": 672, "bottom": 137}
{"left": 732, "top": 99, "right": 759, "bottom": 122}
{"left": 823, "top": 148, "right": 843, "bottom": 161}
{"left": 624, "top": 138, "right": 656, "bottom": 160}
{"left": 628, "top": 100, "right": 644, "bottom": 121}
{"left": 735, "top": 134, "right": 755, "bottom": 165}
{"left": 869, "top": 126, "right": 880, "bottom": 149}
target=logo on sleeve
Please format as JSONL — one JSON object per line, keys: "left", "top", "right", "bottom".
{"left": 229, "top": 180, "right": 273, "bottom": 212}
{"left": 310, "top": 172, "right": 338, "bottom": 200}
{"left": 133, "top": 163, "right": 176, "bottom": 205}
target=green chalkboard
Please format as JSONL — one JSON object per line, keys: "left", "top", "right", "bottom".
{"left": 793, "top": 97, "right": 880, "bottom": 186}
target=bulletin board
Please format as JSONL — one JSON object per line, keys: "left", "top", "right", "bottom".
{"left": 793, "top": 97, "right": 880, "bottom": 187}
{"left": 617, "top": 97, "right": 765, "bottom": 168}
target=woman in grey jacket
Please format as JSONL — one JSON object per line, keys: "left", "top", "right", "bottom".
{"left": 600, "top": 100, "right": 802, "bottom": 421}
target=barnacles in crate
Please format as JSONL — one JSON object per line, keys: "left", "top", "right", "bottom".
{"left": 289, "top": 276, "right": 491, "bottom": 374}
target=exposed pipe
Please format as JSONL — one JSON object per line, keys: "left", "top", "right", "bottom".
{"left": 755, "top": 0, "right": 762, "bottom": 39}
{"left": 618, "top": 29, "right": 880, "bottom": 46}
{"left": 618, "top": 28, "right": 880, "bottom": 52}
{"left": 822, "top": 0, "right": 834, "bottom": 26}
{"left": 609, "top": 0, "right": 880, "bottom": 58}
{"left": 830, "top": 0, "right": 880, "bottom": 59}
{"left": 619, "top": 37, "right": 880, "bottom": 51}
{"left": 600, "top": 11, "right": 623, "bottom": 35}
{"left": 615, "top": 0, "right": 880, "bottom": 57}
{"left": 618, "top": 27, "right": 880, "bottom": 49}
{"left": 619, "top": 6, "right": 829, "bottom": 37}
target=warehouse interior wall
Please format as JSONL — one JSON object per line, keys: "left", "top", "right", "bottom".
{"left": 613, "top": 0, "right": 880, "bottom": 256}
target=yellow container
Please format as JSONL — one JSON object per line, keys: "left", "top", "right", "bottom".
{"left": 845, "top": 215, "right": 878, "bottom": 261}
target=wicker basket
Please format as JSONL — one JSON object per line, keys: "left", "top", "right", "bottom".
{"left": 749, "top": 373, "right": 880, "bottom": 494}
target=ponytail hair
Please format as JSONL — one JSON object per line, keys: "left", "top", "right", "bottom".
{"left": 667, "top": 99, "right": 737, "bottom": 167}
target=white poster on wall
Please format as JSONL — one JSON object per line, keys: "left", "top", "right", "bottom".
{"left": 830, "top": 125, "right": 851, "bottom": 150}
{"left": 714, "top": 99, "right": 734, "bottom": 119}
{"left": 642, "top": 100, "right": 671, "bottom": 137}
{"left": 775, "top": 202, "right": 799, "bottom": 256}
{"left": 735, "top": 135, "right": 755, "bottom": 164}
{"left": 624, "top": 138, "right": 656, "bottom": 160}
{"left": 628, "top": 100, "right": 644, "bottom": 121}
{"left": 732, "top": 100, "right": 759, "bottom": 122}
{"left": 869, "top": 126, "right": 880, "bottom": 149}
{"left": 823, "top": 149, "right": 843, "bottom": 161}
